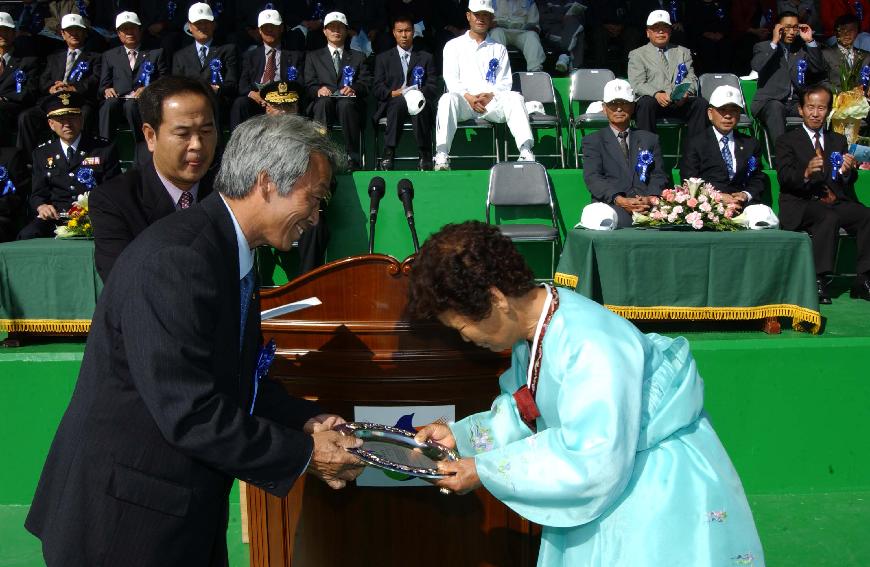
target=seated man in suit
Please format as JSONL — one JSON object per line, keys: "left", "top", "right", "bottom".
{"left": 775, "top": 85, "right": 870, "bottom": 303}
{"left": 304, "top": 11, "right": 371, "bottom": 169}
{"left": 372, "top": 14, "right": 438, "bottom": 171}
{"left": 98, "top": 11, "right": 168, "bottom": 147}
{"left": 0, "top": 145, "right": 29, "bottom": 242}
{"left": 18, "top": 92, "right": 120, "bottom": 240}
{"left": 680, "top": 85, "right": 766, "bottom": 212}
{"left": 627, "top": 9, "right": 707, "bottom": 141}
{"left": 18, "top": 14, "right": 101, "bottom": 159}
{"left": 490, "top": 0, "right": 546, "bottom": 72}
{"left": 822, "top": 14, "right": 870, "bottom": 91}
{"left": 230, "top": 9, "right": 305, "bottom": 131}
{"left": 90, "top": 76, "right": 219, "bottom": 282}
{"left": 434, "top": 0, "right": 535, "bottom": 171}
{"left": 581, "top": 78, "right": 669, "bottom": 228}
{"left": 172, "top": 3, "right": 239, "bottom": 128}
{"left": 750, "top": 10, "right": 824, "bottom": 146}
{"left": 0, "top": 12, "right": 39, "bottom": 147}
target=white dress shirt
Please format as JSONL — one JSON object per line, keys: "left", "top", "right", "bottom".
{"left": 713, "top": 127, "right": 752, "bottom": 201}
{"left": 156, "top": 167, "right": 200, "bottom": 210}
{"left": 442, "top": 31, "right": 512, "bottom": 94}
{"left": 802, "top": 123, "right": 824, "bottom": 150}
{"left": 60, "top": 135, "right": 82, "bottom": 160}
{"left": 219, "top": 195, "right": 255, "bottom": 279}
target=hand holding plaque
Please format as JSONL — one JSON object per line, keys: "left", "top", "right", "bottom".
{"left": 308, "top": 425, "right": 365, "bottom": 490}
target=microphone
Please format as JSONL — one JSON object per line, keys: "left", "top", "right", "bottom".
{"left": 367, "top": 176, "right": 385, "bottom": 254}
{"left": 397, "top": 178, "right": 420, "bottom": 253}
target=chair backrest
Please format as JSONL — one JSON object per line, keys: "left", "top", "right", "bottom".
{"left": 569, "top": 68, "right": 616, "bottom": 104}
{"left": 487, "top": 162, "right": 553, "bottom": 207}
{"left": 699, "top": 72, "right": 746, "bottom": 107}
{"left": 513, "top": 72, "right": 556, "bottom": 104}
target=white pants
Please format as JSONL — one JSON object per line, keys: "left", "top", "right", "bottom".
{"left": 489, "top": 28, "right": 546, "bottom": 71}
{"left": 435, "top": 91, "right": 534, "bottom": 154}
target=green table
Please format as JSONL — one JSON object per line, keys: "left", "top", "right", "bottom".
{"left": 554, "top": 228, "right": 821, "bottom": 333}
{"left": 0, "top": 239, "right": 102, "bottom": 333}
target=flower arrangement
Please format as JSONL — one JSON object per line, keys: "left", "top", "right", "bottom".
{"left": 829, "top": 61, "right": 870, "bottom": 145}
{"left": 54, "top": 192, "right": 93, "bottom": 238}
{"left": 632, "top": 178, "right": 745, "bottom": 231}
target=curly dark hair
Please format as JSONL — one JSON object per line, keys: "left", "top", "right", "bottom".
{"left": 407, "top": 221, "right": 536, "bottom": 321}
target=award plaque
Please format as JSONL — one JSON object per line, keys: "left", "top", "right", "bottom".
{"left": 335, "top": 422, "right": 459, "bottom": 479}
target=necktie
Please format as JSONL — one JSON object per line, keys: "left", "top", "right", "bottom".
{"left": 401, "top": 51, "right": 410, "bottom": 85}
{"left": 66, "top": 145, "right": 75, "bottom": 162}
{"left": 128, "top": 49, "right": 137, "bottom": 71}
{"left": 814, "top": 131, "right": 823, "bottom": 154}
{"left": 333, "top": 49, "right": 341, "bottom": 80}
{"left": 178, "top": 191, "right": 193, "bottom": 209}
{"left": 64, "top": 50, "right": 76, "bottom": 84}
{"left": 199, "top": 45, "right": 207, "bottom": 68}
{"left": 261, "top": 48, "right": 276, "bottom": 83}
{"left": 659, "top": 48, "right": 668, "bottom": 67}
{"left": 617, "top": 131, "right": 629, "bottom": 162}
{"left": 721, "top": 135, "right": 734, "bottom": 180}
{"left": 0, "top": 56, "right": 5, "bottom": 77}
{"left": 239, "top": 267, "right": 255, "bottom": 350}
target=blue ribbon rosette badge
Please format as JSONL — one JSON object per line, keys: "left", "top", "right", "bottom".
{"left": 857, "top": 1, "right": 865, "bottom": 23}
{"left": 167, "top": 0, "right": 176, "bottom": 20}
{"left": 69, "top": 61, "right": 89, "bottom": 82}
{"left": 830, "top": 152, "right": 844, "bottom": 181}
{"left": 486, "top": 58, "right": 499, "bottom": 84}
{"left": 636, "top": 150, "right": 654, "bottom": 183}
{"left": 76, "top": 168, "right": 96, "bottom": 190}
{"left": 312, "top": 2, "right": 324, "bottom": 19}
{"left": 412, "top": 65, "right": 424, "bottom": 88}
{"left": 861, "top": 65, "right": 870, "bottom": 89}
{"left": 286, "top": 65, "right": 298, "bottom": 81}
{"left": 214, "top": 1, "right": 223, "bottom": 18}
{"left": 675, "top": 63, "right": 687, "bottom": 85}
{"left": 209, "top": 59, "right": 223, "bottom": 85}
{"left": 716, "top": 7, "right": 725, "bottom": 20}
{"left": 796, "top": 59, "right": 807, "bottom": 86}
{"left": 670, "top": 0, "right": 678, "bottom": 22}
{"left": 745, "top": 155, "right": 758, "bottom": 185}
{"left": 137, "top": 61, "right": 154, "bottom": 87}
{"left": 249, "top": 338, "right": 277, "bottom": 415}
{"left": 14, "top": 69, "right": 26, "bottom": 94}
{"left": 341, "top": 65, "right": 355, "bottom": 88}
{"left": 764, "top": 8, "right": 774, "bottom": 27}
{"left": 0, "top": 166, "right": 16, "bottom": 196}
{"left": 76, "top": 0, "right": 89, "bottom": 18}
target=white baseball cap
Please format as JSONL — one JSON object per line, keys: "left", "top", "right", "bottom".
{"left": 258, "top": 9, "right": 282, "bottom": 27}
{"left": 708, "top": 85, "right": 745, "bottom": 109}
{"left": 61, "top": 14, "right": 88, "bottom": 29}
{"left": 467, "top": 0, "right": 495, "bottom": 14}
{"left": 647, "top": 10, "right": 672, "bottom": 27}
{"left": 115, "top": 11, "right": 142, "bottom": 28}
{"left": 323, "top": 12, "right": 348, "bottom": 27}
{"left": 578, "top": 203, "right": 618, "bottom": 231}
{"left": 602, "top": 79, "right": 636, "bottom": 103}
{"left": 188, "top": 2, "right": 214, "bottom": 23}
{"left": 741, "top": 204, "right": 780, "bottom": 230}
{"left": 0, "top": 12, "right": 16, "bottom": 29}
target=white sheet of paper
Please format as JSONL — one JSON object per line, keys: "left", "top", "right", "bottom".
{"left": 260, "top": 297, "right": 322, "bottom": 320}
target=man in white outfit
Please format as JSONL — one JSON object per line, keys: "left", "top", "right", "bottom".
{"left": 490, "top": 0, "right": 546, "bottom": 72}
{"left": 435, "top": 0, "right": 535, "bottom": 170}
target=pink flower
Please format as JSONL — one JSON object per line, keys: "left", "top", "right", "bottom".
{"left": 708, "top": 213, "right": 719, "bottom": 222}
{"left": 724, "top": 208, "right": 735, "bottom": 218}
{"left": 667, "top": 212, "right": 678, "bottom": 223}
{"left": 672, "top": 205, "right": 684, "bottom": 215}
{"left": 685, "top": 211, "right": 703, "bottom": 226}
{"left": 698, "top": 194, "right": 708, "bottom": 203}
{"left": 699, "top": 202, "right": 712, "bottom": 213}
{"left": 716, "top": 204, "right": 725, "bottom": 214}
{"left": 692, "top": 219, "right": 704, "bottom": 230}
{"left": 661, "top": 188, "right": 675, "bottom": 200}
{"left": 686, "top": 198, "right": 698, "bottom": 208}
{"left": 651, "top": 210, "right": 666, "bottom": 220}
{"left": 675, "top": 192, "right": 688, "bottom": 203}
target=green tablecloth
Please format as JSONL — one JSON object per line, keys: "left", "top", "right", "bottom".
{"left": 0, "top": 239, "right": 101, "bottom": 333}
{"left": 554, "top": 228, "right": 821, "bottom": 333}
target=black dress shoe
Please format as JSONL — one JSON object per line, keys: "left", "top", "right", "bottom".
{"left": 419, "top": 150, "right": 433, "bottom": 171}
{"left": 380, "top": 148, "right": 395, "bottom": 171}
{"left": 850, "top": 278, "right": 870, "bottom": 301}
{"left": 817, "top": 278, "right": 832, "bottom": 304}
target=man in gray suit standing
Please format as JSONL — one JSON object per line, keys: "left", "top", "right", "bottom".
{"left": 582, "top": 78, "right": 669, "bottom": 228}
{"left": 627, "top": 9, "right": 707, "bottom": 142}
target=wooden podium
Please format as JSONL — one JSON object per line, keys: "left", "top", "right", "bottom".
{"left": 248, "top": 255, "right": 540, "bottom": 567}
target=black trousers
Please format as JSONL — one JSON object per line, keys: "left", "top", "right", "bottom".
{"left": 99, "top": 97, "right": 143, "bottom": 142}
{"left": 310, "top": 96, "right": 363, "bottom": 163}
{"left": 229, "top": 96, "right": 264, "bottom": 131}
{"left": 18, "top": 102, "right": 96, "bottom": 160}
{"left": 635, "top": 95, "right": 708, "bottom": 143}
{"left": 381, "top": 97, "right": 433, "bottom": 152}
{"left": 756, "top": 98, "right": 800, "bottom": 147}
{"left": 16, "top": 217, "right": 60, "bottom": 240}
{"left": 789, "top": 199, "right": 870, "bottom": 276}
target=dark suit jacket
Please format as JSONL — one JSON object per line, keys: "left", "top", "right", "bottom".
{"left": 822, "top": 45, "right": 870, "bottom": 91}
{"left": 0, "top": 51, "right": 39, "bottom": 103}
{"left": 237, "top": 45, "right": 305, "bottom": 96}
{"left": 0, "top": 146, "right": 30, "bottom": 242}
{"left": 29, "top": 136, "right": 121, "bottom": 212}
{"left": 304, "top": 46, "right": 371, "bottom": 107}
{"left": 372, "top": 47, "right": 438, "bottom": 120}
{"left": 99, "top": 45, "right": 168, "bottom": 97}
{"left": 679, "top": 128, "right": 766, "bottom": 202}
{"left": 582, "top": 127, "right": 669, "bottom": 203}
{"left": 172, "top": 42, "right": 240, "bottom": 98}
{"left": 775, "top": 127, "right": 859, "bottom": 230}
{"left": 750, "top": 39, "right": 825, "bottom": 114}
{"left": 26, "top": 192, "right": 321, "bottom": 565}
{"left": 90, "top": 160, "right": 214, "bottom": 282}
{"left": 38, "top": 49, "right": 102, "bottom": 103}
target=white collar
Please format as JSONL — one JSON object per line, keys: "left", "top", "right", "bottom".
{"left": 713, "top": 127, "right": 735, "bottom": 143}
{"left": 195, "top": 40, "right": 212, "bottom": 52}
{"left": 802, "top": 124, "right": 823, "bottom": 144}
{"left": 328, "top": 44, "right": 343, "bottom": 57}
{"left": 219, "top": 194, "right": 255, "bottom": 280}
{"left": 60, "top": 135, "right": 82, "bottom": 158}
{"left": 526, "top": 284, "right": 554, "bottom": 389}
{"left": 397, "top": 45, "right": 412, "bottom": 58}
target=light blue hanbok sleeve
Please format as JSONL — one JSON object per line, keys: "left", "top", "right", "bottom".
{"left": 452, "top": 305, "right": 648, "bottom": 528}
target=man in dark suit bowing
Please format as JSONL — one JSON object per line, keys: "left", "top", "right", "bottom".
{"left": 172, "top": 2, "right": 239, "bottom": 127}
{"left": 229, "top": 9, "right": 305, "bottom": 130}
{"left": 372, "top": 14, "right": 438, "bottom": 171}
{"left": 98, "top": 11, "right": 168, "bottom": 145}
{"left": 17, "top": 14, "right": 102, "bottom": 159}
{"left": 776, "top": 84, "right": 870, "bottom": 303}
{"left": 26, "top": 113, "right": 364, "bottom": 566}
{"left": 582, "top": 78, "right": 669, "bottom": 228}
{"left": 680, "top": 85, "right": 766, "bottom": 211}
{"left": 305, "top": 11, "right": 371, "bottom": 169}
{"left": 90, "top": 76, "right": 219, "bottom": 282}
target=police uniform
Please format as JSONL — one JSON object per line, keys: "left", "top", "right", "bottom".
{"left": 259, "top": 80, "right": 301, "bottom": 115}
{"left": 17, "top": 93, "right": 121, "bottom": 240}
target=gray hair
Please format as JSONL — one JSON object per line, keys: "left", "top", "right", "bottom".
{"left": 215, "top": 114, "right": 347, "bottom": 198}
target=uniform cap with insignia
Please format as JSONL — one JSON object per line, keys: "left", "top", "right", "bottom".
{"left": 43, "top": 92, "right": 84, "bottom": 118}
{"left": 0, "top": 12, "right": 15, "bottom": 29}
{"left": 260, "top": 81, "right": 300, "bottom": 105}
{"left": 708, "top": 85, "right": 745, "bottom": 110}
{"left": 188, "top": 2, "right": 214, "bottom": 23}
{"left": 61, "top": 14, "right": 88, "bottom": 29}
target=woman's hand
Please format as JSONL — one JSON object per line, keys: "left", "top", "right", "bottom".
{"left": 414, "top": 423, "right": 456, "bottom": 449}
{"left": 433, "top": 458, "right": 481, "bottom": 495}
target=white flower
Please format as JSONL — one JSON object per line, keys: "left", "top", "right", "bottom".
{"left": 76, "top": 191, "right": 89, "bottom": 209}
{"left": 632, "top": 212, "right": 651, "bottom": 224}
{"left": 699, "top": 202, "right": 712, "bottom": 213}
{"left": 685, "top": 177, "right": 704, "bottom": 198}
{"left": 672, "top": 205, "right": 684, "bottom": 215}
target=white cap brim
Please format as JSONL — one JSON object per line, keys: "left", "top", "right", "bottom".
{"left": 646, "top": 10, "right": 672, "bottom": 26}
{"left": 323, "top": 12, "right": 348, "bottom": 27}
{"left": 116, "top": 12, "right": 142, "bottom": 28}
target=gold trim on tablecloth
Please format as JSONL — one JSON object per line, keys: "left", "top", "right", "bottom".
{"left": 602, "top": 305, "right": 822, "bottom": 334}
{"left": 0, "top": 319, "right": 91, "bottom": 333}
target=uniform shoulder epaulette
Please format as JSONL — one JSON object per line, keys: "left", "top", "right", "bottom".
{"left": 37, "top": 140, "right": 53, "bottom": 148}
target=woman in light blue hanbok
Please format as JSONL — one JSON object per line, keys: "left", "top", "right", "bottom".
{"left": 408, "top": 222, "right": 765, "bottom": 567}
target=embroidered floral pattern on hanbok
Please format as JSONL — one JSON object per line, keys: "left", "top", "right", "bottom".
{"left": 469, "top": 422, "right": 494, "bottom": 453}
{"left": 732, "top": 553, "right": 755, "bottom": 565}
{"left": 708, "top": 510, "right": 728, "bottom": 523}
{"left": 495, "top": 459, "right": 516, "bottom": 492}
